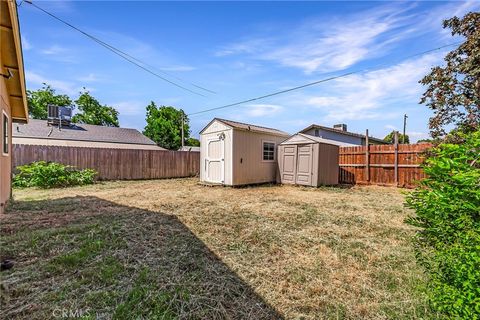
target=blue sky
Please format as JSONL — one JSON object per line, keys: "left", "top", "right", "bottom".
{"left": 18, "top": 1, "right": 479, "bottom": 141}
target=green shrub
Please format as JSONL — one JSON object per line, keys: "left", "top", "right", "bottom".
{"left": 13, "top": 161, "right": 97, "bottom": 189}
{"left": 406, "top": 130, "right": 480, "bottom": 319}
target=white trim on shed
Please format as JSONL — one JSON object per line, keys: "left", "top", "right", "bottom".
{"left": 200, "top": 118, "right": 289, "bottom": 186}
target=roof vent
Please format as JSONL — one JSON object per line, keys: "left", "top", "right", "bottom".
{"left": 333, "top": 124, "right": 347, "bottom": 132}
{"left": 47, "top": 105, "right": 72, "bottom": 126}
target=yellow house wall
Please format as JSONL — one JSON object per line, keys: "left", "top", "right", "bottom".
{"left": 1, "top": 71, "right": 12, "bottom": 214}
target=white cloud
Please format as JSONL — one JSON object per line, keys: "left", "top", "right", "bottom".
{"left": 243, "top": 104, "right": 283, "bottom": 117}
{"left": 407, "top": 131, "right": 430, "bottom": 142}
{"left": 215, "top": 4, "right": 421, "bottom": 73}
{"left": 385, "top": 124, "right": 397, "bottom": 130}
{"left": 41, "top": 45, "right": 69, "bottom": 56}
{"left": 91, "top": 31, "right": 198, "bottom": 75}
{"left": 110, "top": 101, "right": 145, "bottom": 116}
{"left": 77, "top": 73, "right": 103, "bottom": 83}
{"left": 22, "top": 35, "right": 32, "bottom": 51}
{"left": 302, "top": 52, "right": 443, "bottom": 122}
{"left": 214, "top": 2, "right": 474, "bottom": 74}
{"left": 215, "top": 38, "right": 272, "bottom": 57}
{"left": 158, "top": 65, "right": 196, "bottom": 72}
{"left": 26, "top": 71, "right": 82, "bottom": 96}
{"left": 39, "top": 45, "right": 79, "bottom": 63}
{"left": 36, "top": 1, "right": 76, "bottom": 13}
{"left": 454, "top": 1, "right": 480, "bottom": 16}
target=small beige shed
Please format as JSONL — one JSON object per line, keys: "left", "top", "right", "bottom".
{"left": 200, "top": 118, "right": 289, "bottom": 186}
{"left": 278, "top": 133, "right": 340, "bottom": 186}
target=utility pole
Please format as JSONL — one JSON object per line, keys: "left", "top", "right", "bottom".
{"left": 181, "top": 114, "right": 185, "bottom": 148}
{"left": 402, "top": 114, "right": 408, "bottom": 144}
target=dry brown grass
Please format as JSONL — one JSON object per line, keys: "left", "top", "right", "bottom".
{"left": 1, "top": 178, "right": 430, "bottom": 319}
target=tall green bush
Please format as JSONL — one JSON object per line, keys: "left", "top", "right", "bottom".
{"left": 406, "top": 130, "right": 480, "bottom": 318}
{"left": 13, "top": 161, "right": 97, "bottom": 189}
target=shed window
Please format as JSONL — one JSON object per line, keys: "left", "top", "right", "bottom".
{"left": 314, "top": 129, "right": 319, "bottom": 137}
{"left": 263, "top": 142, "right": 275, "bottom": 161}
{"left": 2, "top": 112, "right": 8, "bottom": 155}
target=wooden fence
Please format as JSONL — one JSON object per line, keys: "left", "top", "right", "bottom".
{"left": 339, "top": 142, "right": 432, "bottom": 188}
{"left": 12, "top": 144, "right": 200, "bottom": 180}
{"left": 13, "top": 141, "right": 431, "bottom": 187}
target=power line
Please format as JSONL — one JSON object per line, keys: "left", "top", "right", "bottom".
{"left": 188, "top": 42, "right": 460, "bottom": 116}
{"left": 24, "top": 0, "right": 215, "bottom": 96}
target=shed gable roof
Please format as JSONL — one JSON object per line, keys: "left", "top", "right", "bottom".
{"left": 281, "top": 133, "right": 350, "bottom": 147}
{"left": 200, "top": 118, "right": 289, "bottom": 137}
{"left": 300, "top": 124, "right": 387, "bottom": 144}
{"left": 13, "top": 119, "right": 160, "bottom": 146}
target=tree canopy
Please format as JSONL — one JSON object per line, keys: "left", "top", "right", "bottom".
{"left": 143, "top": 102, "right": 191, "bottom": 150}
{"left": 420, "top": 12, "right": 480, "bottom": 138}
{"left": 383, "top": 131, "right": 410, "bottom": 144}
{"left": 185, "top": 137, "right": 200, "bottom": 147}
{"left": 26, "top": 85, "right": 120, "bottom": 127}
{"left": 27, "top": 84, "right": 72, "bottom": 120}
{"left": 72, "top": 90, "right": 119, "bottom": 127}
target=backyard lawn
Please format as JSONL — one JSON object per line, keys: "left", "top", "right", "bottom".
{"left": 1, "top": 178, "right": 430, "bottom": 319}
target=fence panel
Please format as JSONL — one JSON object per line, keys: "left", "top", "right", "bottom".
{"left": 12, "top": 144, "right": 200, "bottom": 180}
{"left": 14, "top": 142, "right": 430, "bottom": 187}
{"left": 339, "top": 143, "right": 431, "bottom": 188}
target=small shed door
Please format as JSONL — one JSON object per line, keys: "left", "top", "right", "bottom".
{"left": 295, "top": 144, "right": 313, "bottom": 185}
{"left": 205, "top": 135, "right": 224, "bottom": 184}
{"left": 280, "top": 145, "right": 297, "bottom": 184}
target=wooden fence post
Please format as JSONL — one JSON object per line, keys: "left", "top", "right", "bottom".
{"left": 365, "top": 129, "right": 370, "bottom": 183}
{"left": 394, "top": 131, "right": 399, "bottom": 186}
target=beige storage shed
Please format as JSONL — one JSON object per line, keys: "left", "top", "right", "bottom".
{"left": 200, "top": 118, "right": 289, "bottom": 186}
{"left": 278, "top": 133, "right": 340, "bottom": 186}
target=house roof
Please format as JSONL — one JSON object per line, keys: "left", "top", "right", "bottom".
{"left": 178, "top": 146, "right": 200, "bottom": 152}
{"left": 281, "top": 133, "right": 354, "bottom": 147}
{"left": 300, "top": 124, "right": 387, "bottom": 144}
{"left": 1, "top": 0, "right": 28, "bottom": 122}
{"left": 13, "top": 119, "right": 160, "bottom": 147}
{"left": 201, "top": 118, "right": 290, "bottom": 137}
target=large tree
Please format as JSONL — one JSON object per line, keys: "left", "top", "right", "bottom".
{"left": 143, "top": 102, "right": 191, "bottom": 150}
{"left": 27, "top": 84, "right": 72, "bottom": 119}
{"left": 420, "top": 12, "right": 480, "bottom": 138}
{"left": 383, "top": 131, "right": 410, "bottom": 144}
{"left": 72, "top": 90, "right": 119, "bottom": 127}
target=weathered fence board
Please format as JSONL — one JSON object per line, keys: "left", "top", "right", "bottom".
{"left": 339, "top": 143, "right": 431, "bottom": 188}
{"left": 12, "top": 144, "right": 200, "bottom": 180}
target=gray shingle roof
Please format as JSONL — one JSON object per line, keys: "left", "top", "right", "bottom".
{"left": 178, "top": 146, "right": 200, "bottom": 152}
{"left": 280, "top": 133, "right": 356, "bottom": 147}
{"left": 300, "top": 124, "right": 387, "bottom": 144}
{"left": 211, "top": 118, "right": 290, "bottom": 136}
{"left": 13, "top": 119, "right": 158, "bottom": 146}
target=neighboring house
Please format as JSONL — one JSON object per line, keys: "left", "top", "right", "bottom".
{"left": 1, "top": 0, "right": 29, "bottom": 213}
{"left": 200, "top": 118, "right": 289, "bottom": 186}
{"left": 301, "top": 123, "right": 387, "bottom": 146}
{"left": 179, "top": 146, "right": 200, "bottom": 152}
{"left": 13, "top": 119, "right": 165, "bottom": 150}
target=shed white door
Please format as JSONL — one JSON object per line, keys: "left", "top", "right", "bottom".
{"left": 295, "top": 144, "right": 313, "bottom": 185}
{"left": 205, "top": 136, "right": 224, "bottom": 184}
{"left": 280, "top": 145, "right": 297, "bottom": 184}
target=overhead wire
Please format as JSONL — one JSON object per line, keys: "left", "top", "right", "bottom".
{"left": 187, "top": 42, "right": 461, "bottom": 116}
{"left": 22, "top": 0, "right": 461, "bottom": 117}
{"left": 24, "top": 0, "right": 215, "bottom": 96}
